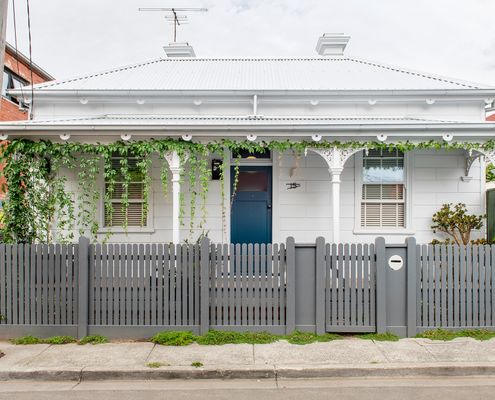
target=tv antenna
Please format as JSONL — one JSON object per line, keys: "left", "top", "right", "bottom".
{"left": 139, "top": 7, "right": 208, "bottom": 43}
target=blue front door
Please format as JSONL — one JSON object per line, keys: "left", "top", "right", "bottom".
{"left": 231, "top": 166, "right": 272, "bottom": 244}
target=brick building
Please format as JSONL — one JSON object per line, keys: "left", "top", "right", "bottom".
{"left": 1, "top": 43, "right": 54, "bottom": 121}
{"left": 0, "top": 43, "right": 54, "bottom": 211}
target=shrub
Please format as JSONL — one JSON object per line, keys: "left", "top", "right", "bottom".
{"left": 191, "top": 361, "right": 203, "bottom": 368}
{"left": 78, "top": 334, "right": 108, "bottom": 345}
{"left": 417, "top": 328, "right": 495, "bottom": 341}
{"left": 147, "top": 362, "right": 168, "bottom": 368}
{"left": 431, "top": 203, "right": 484, "bottom": 245}
{"left": 150, "top": 331, "right": 195, "bottom": 346}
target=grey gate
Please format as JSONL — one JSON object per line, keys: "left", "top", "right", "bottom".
{"left": 324, "top": 243, "right": 377, "bottom": 333}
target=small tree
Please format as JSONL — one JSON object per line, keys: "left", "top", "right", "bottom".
{"left": 431, "top": 203, "right": 484, "bottom": 245}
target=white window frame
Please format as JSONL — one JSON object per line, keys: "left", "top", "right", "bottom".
{"left": 353, "top": 150, "right": 414, "bottom": 235}
{"left": 97, "top": 156, "right": 155, "bottom": 234}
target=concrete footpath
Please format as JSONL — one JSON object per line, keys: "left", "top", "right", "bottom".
{"left": 2, "top": 337, "right": 495, "bottom": 381}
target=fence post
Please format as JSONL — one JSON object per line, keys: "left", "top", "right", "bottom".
{"left": 77, "top": 236, "right": 90, "bottom": 339}
{"left": 375, "top": 237, "right": 387, "bottom": 334}
{"left": 199, "top": 237, "right": 210, "bottom": 335}
{"left": 285, "top": 236, "right": 296, "bottom": 334}
{"left": 315, "top": 237, "right": 326, "bottom": 335}
{"left": 406, "top": 237, "right": 417, "bottom": 338}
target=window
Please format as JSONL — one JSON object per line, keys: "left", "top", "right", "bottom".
{"left": 2, "top": 68, "right": 27, "bottom": 105}
{"left": 360, "top": 149, "right": 405, "bottom": 228}
{"left": 104, "top": 154, "right": 147, "bottom": 227}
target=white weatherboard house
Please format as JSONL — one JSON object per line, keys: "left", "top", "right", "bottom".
{"left": 2, "top": 34, "right": 495, "bottom": 245}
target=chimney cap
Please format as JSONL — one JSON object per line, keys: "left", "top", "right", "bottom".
{"left": 163, "top": 42, "right": 196, "bottom": 58}
{"left": 316, "top": 33, "right": 350, "bottom": 57}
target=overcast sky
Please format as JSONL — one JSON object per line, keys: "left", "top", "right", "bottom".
{"left": 5, "top": 0, "right": 495, "bottom": 85}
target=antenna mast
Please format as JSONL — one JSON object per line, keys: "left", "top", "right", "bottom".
{"left": 139, "top": 7, "right": 208, "bottom": 43}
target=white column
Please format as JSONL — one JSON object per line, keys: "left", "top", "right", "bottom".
{"left": 165, "top": 151, "right": 183, "bottom": 244}
{"left": 330, "top": 168, "right": 343, "bottom": 243}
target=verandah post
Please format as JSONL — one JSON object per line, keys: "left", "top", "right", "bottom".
{"left": 406, "top": 237, "right": 418, "bottom": 337}
{"left": 77, "top": 236, "right": 90, "bottom": 339}
{"left": 285, "top": 236, "right": 296, "bottom": 334}
{"left": 199, "top": 236, "right": 211, "bottom": 335}
{"left": 375, "top": 237, "right": 387, "bottom": 334}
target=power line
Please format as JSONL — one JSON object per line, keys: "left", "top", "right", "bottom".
{"left": 26, "top": 0, "right": 34, "bottom": 119}
{"left": 11, "top": 0, "right": 26, "bottom": 107}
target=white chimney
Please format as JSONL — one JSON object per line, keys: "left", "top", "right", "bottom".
{"left": 316, "top": 33, "right": 350, "bottom": 57}
{"left": 163, "top": 42, "right": 196, "bottom": 58}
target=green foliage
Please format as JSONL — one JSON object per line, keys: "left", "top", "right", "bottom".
{"left": 431, "top": 203, "right": 484, "bottom": 245}
{"left": 10, "top": 335, "right": 76, "bottom": 345}
{"left": 417, "top": 328, "right": 495, "bottom": 341}
{"left": 78, "top": 334, "right": 108, "bottom": 345}
{"left": 191, "top": 361, "right": 203, "bottom": 368}
{"left": 147, "top": 361, "right": 168, "bottom": 368}
{"left": 42, "top": 336, "right": 77, "bottom": 345}
{"left": 358, "top": 332, "right": 400, "bottom": 341}
{"left": 284, "top": 331, "right": 342, "bottom": 345}
{"left": 487, "top": 163, "right": 495, "bottom": 182}
{"left": 10, "top": 335, "right": 41, "bottom": 345}
{"left": 151, "top": 331, "right": 195, "bottom": 346}
{"left": 1, "top": 138, "right": 495, "bottom": 243}
{"left": 195, "top": 330, "right": 278, "bottom": 345}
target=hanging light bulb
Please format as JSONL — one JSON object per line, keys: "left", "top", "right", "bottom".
{"left": 442, "top": 133, "right": 454, "bottom": 142}
{"left": 0, "top": 133, "right": 8, "bottom": 140}
{"left": 311, "top": 134, "right": 322, "bottom": 142}
{"left": 247, "top": 134, "right": 257, "bottom": 142}
{"left": 60, "top": 133, "right": 71, "bottom": 141}
{"left": 377, "top": 134, "right": 387, "bottom": 142}
{"left": 181, "top": 134, "right": 192, "bottom": 141}
{"left": 121, "top": 133, "right": 132, "bottom": 141}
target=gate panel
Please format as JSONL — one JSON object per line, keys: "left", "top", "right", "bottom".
{"left": 325, "top": 243, "right": 376, "bottom": 332}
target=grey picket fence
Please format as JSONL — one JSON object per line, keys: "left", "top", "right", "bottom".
{"left": 416, "top": 244, "right": 495, "bottom": 331}
{"left": 2, "top": 238, "right": 495, "bottom": 339}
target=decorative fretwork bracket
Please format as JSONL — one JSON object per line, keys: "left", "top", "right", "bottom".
{"left": 464, "top": 149, "right": 495, "bottom": 178}
{"left": 308, "top": 146, "right": 366, "bottom": 175}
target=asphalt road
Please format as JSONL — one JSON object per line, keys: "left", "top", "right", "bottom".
{"left": 1, "top": 377, "right": 495, "bottom": 400}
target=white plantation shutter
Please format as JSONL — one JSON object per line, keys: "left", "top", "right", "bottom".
{"left": 361, "top": 150, "right": 405, "bottom": 228}
{"left": 104, "top": 155, "right": 147, "bottom": 227}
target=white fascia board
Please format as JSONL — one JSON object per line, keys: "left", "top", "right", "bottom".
{"left": 2, "top": 122, "right": 495, "bottom": 136}
{"left": 9, "top": 88, "right": 495, "bottom": 100}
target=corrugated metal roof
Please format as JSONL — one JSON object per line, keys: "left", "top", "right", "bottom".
{"left": 26, "top": 57, "right": 490, "bottom": 92}
{"left": 2, "top": 115, "right": 462, "bottom": 126}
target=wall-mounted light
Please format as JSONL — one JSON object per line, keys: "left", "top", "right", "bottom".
{"left": 368, "top": 99, "right": 377, "bottom": 105}
{"left": 247, "top": 134, "right": 257, "bottom": 142}
{"left": 181, "top": 134, "right": 192, "bottom": 141}
{"left": 193, "top": 99, "right": 202, "bottom": 106}
{"left": 310, "top": 99, "right": 319, "bottom": 106}
{"left": 0, "top": 133, "right": 8, "bottom": 140}
{"left": 442, "top": 133, "right": 454, "bottom": 142}
{"left": 211, "top": 159, "right": 222, "bottom": 180}
{"left": 136, "top": 99, "right": 145, "bottom": 105}
{"left": 121, "top": 133, "right": 132, "bottom": 141}
{"left": 60, "top": 133, "right": 71, "bottom": 141}
{"left": 426, "top": 98, "right": 436, "bottom": 105}
{"left": 311, "top": 134, "right": 322, "bottom": 142}
{"left": 80, "top": 98, "right": 89, "bottom": 105}
{"left": 377, "top": 134, "right": 387, "bottom": 142}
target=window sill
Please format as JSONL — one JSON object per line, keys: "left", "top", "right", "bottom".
{"left": 353, "top": 228, "right": 415, "bottom": 236}
{"left": 98, "top": 227, "right": 155, "bottom": 234}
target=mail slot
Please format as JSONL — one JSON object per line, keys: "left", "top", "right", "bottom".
{"left": 388, "top": 255, "right": 404, "bottom": 271}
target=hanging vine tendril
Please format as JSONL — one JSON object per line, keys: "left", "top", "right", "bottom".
{"left": 0, "top": 137, "right": 493, "bottom": 244}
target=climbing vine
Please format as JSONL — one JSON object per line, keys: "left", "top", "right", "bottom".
{"left": 1, "top": 137, "right": 494, "bottom": 244}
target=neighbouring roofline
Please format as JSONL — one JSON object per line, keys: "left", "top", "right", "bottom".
{"left": 5, "top": 43, "right": 55, "bottom": 81}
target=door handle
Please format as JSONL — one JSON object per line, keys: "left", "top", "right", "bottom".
{"left": 267, "top": 204, "right": 272, "bottom": 209}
